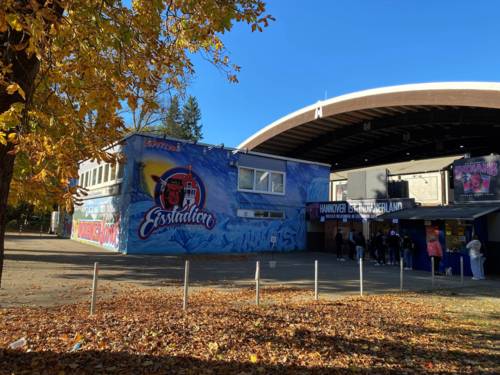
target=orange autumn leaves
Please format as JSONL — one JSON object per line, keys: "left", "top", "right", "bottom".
{"left": 0, "top": 288, "right": 498, "bottom": 374}
{"left": 0, "top": 0, "right": 273, "bottom": 211}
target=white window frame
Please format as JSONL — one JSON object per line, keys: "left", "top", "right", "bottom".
{"left": 237, "top": 167, "right": 286, "bottom": 195}
{"left": 237, "top": 208, "right": 285, "bottom": 220}
{"left": 80, "top": 162, "right": 123, "bottom": 190}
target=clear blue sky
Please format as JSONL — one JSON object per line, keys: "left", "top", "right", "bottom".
{"left": 164, "top": 1, "right": 500, "bottom": 146}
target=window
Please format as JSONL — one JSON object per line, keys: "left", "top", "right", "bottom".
{"left": 237, "top": 209, "right": 285, "bottom": 220}
{"left": 103, "top": 164, "right": 109, "bottom": 183}
{"left": 92, "top": 168, "right": 97, "bottom": 185}
{"left": 238, "top": 167, "right": 285, "bottom": 194}
{"left": 110, "top": 164, "right": 116, "bottom": 181}
{"left": 83, "top": 172, "right": 88, "bottom": 187}
{"left": 271, "top": 172, "right": 284, "bottom": 193}
{"left": 98, "top": 165, "right": 103, "bottom": 184}
{"left": 117, "top": 163, "right": 124, "bottom": 179}
{"left": 238, "top": 167, "right": 254, "bottom": 190}
{"left": 255, "top": 170, "right": 269, "bottom": 191}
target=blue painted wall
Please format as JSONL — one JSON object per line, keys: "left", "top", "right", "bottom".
{"left": 119, "top": 134, "right": 329, "bottom": 254}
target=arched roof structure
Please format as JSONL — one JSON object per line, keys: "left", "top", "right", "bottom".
{"left": 238, "top": 82, "right": 500, "bottom": 169}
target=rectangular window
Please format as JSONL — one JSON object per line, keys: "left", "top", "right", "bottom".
{"left": 103, "top": 164, "right": 110, "bottom": 183}
{"left": 98, "top": 165, "right": 103, "bottom": 184}
{"left": 238, "top": 167, "right": 254, "bottom": 190}
{"left": 110, "top": 164, "right": 117, "bottom": 181}
{"left": 255, "top": 170, "right": 270, "bottom": 192}
{"left": 238, "top": 167, "right": 285, "bottom": 194}
{"left": 92, "top": 168, "right": 97, "bottom": 185}
{"left": 117, "top": 163, "right": 124, "bottom": 179}
{"left": 83, "top": 172, "right": 87, "bottom": 187}
{"left": 237, "top": 209, "right": 285, "bottom": 220}
{"left": 271, "top": 172, "right": 284, "bottom": 193}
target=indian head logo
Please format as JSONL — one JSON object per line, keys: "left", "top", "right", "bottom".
{"left": 138, "top": 166, "right": 216, "bottom": 239}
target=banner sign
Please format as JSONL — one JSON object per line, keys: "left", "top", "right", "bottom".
{"left": 453, "top": 155, "right": 500, "bottom": 202}
{"left": 306, "top": 198, "right": 415, "bottom": 221}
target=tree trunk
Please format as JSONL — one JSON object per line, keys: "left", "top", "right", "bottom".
{"left": 0, "top": 142, "right": 16, "bottom": 288}
{"left": 0, "top": 2, "right": 64, "bottom": 288}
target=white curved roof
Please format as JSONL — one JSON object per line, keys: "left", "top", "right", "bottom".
{"left": 238, "top": 82, "right": 500, "bottom": 151}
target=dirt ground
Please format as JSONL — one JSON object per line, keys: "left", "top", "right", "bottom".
{"left": 1, "top": 233, "right": 499, "bottom": 308}
{"left": 1, "top": 234, "right": 499, "bottom": 374}
{"left": 0, "top": 287, "right": 499, "bottom": 374}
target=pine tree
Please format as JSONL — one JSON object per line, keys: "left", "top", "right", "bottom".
{"left": 160, "top": 96, "right": 185, "bottom": 139}
{"left": 182, "top": 96, "right": 203, "bottom": 141}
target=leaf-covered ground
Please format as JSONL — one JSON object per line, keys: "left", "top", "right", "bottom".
{"left": 0, "top": 287, "right": 498, "bottom": 374}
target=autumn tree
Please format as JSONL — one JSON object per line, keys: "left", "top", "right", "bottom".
{"left": 0, "top": 0, "right": 273, "bottom": 287}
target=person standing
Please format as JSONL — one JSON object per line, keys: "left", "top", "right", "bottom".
{"left": 348, "top": 228, "right": 356, "bottom": 260}
{"left": 335, "top": 229, "right": 345, "bottom": 261}
{"left": 402, "top": 234, "right": 415, "bottom": 270}
{"left": 426, "top": 236, "right": 443, "bottom": 276}
{"left": 466, "top": 235, "right": 483, "bottom": 280}
{"left": 374, "top": 230, "right": 386, "bottom": 266}
{"left": 354, "top": 231, "right": 366, "bottom": 264}
{"left": 387, "top": 230, "right": 401, "bottom": 265}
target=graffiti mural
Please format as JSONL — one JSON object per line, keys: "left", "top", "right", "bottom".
{"left": 72, "top": 196, "right": 121, "bottom": 250}
{"left": 119, "top": 135, "right": 329, "bottom": 254}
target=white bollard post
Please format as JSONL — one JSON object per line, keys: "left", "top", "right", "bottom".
{"left": 359, "top": 257, "right": 364, "bottom": 296}
{"left": 183, "top": 260, "right": 190, "bottom": 311}
{"left": 314, "top": 260, "right": 319, "bottom": 301}
{"left": 460, "top": 256, "right": 464, "bottom": 285}
{"left": 255, "top": 261, "right": 260, "bottom": 306}
{"left": 431, "top": 256, "right": 435, "bottom": 289}
{"left": 400, "top": 257, "right": 404, "bottom": 292}
{"left": 90, "top": 262, "right": 99, "bottom": 315}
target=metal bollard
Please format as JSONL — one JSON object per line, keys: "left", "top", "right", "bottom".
{"left": 431, "top": 256, "right": 435, "bottom": 289}
{"left": 400, "top": 257, "right": 404, "bottom": 292}
{"left": 183, "top": 260, "right": 190, "bottom": 311}
{"left": 90, "top": 262, "right": 99, "bottom": 315}
{"left": 460, "top": 256, "right": 464, "bottom": 285}
{"left": 359, "top": 258, "right": 364, "bottom": 296}
{"left": 255, "top": 261, "right": 260, "bottom": 306}
{"left": 314, "top": 260, "right": 319, "bottom": 301}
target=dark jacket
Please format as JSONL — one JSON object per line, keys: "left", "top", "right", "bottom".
{"left": 374, "top": 233, "right": 385, "bottom": 249}
{"left": 354, "top": 233, "right": 366, "bottom": 247}
{"left": 402, "top": 236, "right": 414, "bottom": 250}
{"left": 386, "top": 234, "right": 400, "bottom": 249}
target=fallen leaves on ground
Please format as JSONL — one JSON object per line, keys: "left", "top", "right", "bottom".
{"left": 0, "top": 287, "right": 498, "bottom": 374}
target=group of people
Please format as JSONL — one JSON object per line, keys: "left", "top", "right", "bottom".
{"left": 334, "top": 228, "right": 415, "bottom": 269}
{"left": 334, "top": 227, "right": 487, "bottom": 280}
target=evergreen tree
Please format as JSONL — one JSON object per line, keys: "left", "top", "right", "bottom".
{"left": 160, "top": 96, "right": 185, "bottom": 139}
{"left": 182, "top": 96, "right": 203, "bottom": 141}
{"left": 158, "top": 95, "right": 203, "bottom": 141}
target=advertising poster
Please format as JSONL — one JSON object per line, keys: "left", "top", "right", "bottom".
{"left": 453, "top": 155, "right": 500, "bottom": 202}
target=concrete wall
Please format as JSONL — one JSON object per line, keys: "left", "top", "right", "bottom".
{"left": 330, "top": 171, "right": 445, "bottom": 206}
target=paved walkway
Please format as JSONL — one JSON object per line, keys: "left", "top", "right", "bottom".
{"left": 1, "top": 233, "right": 498, "bottom": 307}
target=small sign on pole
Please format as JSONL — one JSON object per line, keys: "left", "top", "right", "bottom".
{"left": 314, "top": 260, "right": 319, "bottom": 301}
{"left": 90, "top": 262, "right": 99, "bottom": 315}
{"left": 431, "top": 256, "right": 435, "bottom": 289}
{"left": 460, "top": 256, "right": 464, "bottom": 285}
{"left": 400, "top": 257, "right": 404, "bottom": 291}
{"left": 359, "top": 258, "right": 364, "bottom": 296}
{"left": 255, "top": 261, "right": 260, "bottom": 306}
{"left": 183, "top": 260, "right": 190, "bottom": 311}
